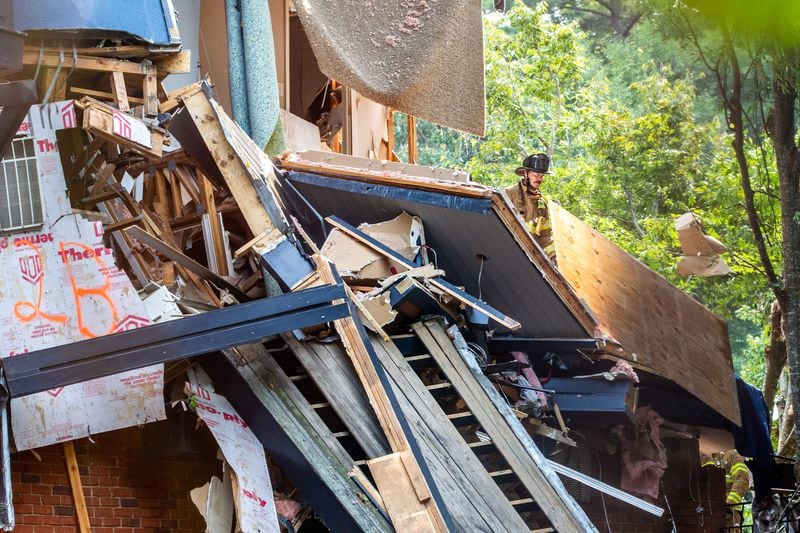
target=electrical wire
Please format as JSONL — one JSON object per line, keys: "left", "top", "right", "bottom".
{"left": 477, "top": 255, "right": 485, "bottom": 300}
{"left": 662, "top": 481, "right": 677, "bottom": 532}
{"left": 595, "top": 449, "right": 613, "bottom": 533}
{"left": 420, "top": 244, "right": 438, "bottom": 270}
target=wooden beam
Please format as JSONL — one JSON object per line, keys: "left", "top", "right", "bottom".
{"left": 124, "top": 225, "right": 249, "bottom": 302}
{"left": 69, "top": 86, "right": 145, "bottom": 105}
{"left": 413, "top": 319, "right": 597, "bottom": 532}
{"left": 63, "top": 442, "right": 91, "bottom": 533}
{"left": 371, "top": 336, "right": 531, "bottom": 531}
{"left": 143, "top": 64, "right": 159, "bottom": 116}
{"left": 110, "top": 71, "right": 130, "bottom": 112}
{"left": 284, "top": 336, "right": 390, "bottom": 459}
{"left": 316, "top": 259, "right": 447, "bottom": 533}
{"left": 279, "top": 154, "right": 491, "bottom": 198}
{"left": 407, "top": 115, "right": 417, "bottom": 164}
{"left": 198, "top": 171, "right": 229, "bottom": 276}
{"left": 23, "top": 47, "right": 151, "bottom": 75}
{"left": 179, "top": 89, "right": 277, "bottom": 237}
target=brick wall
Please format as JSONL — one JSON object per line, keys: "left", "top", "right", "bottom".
{"left": 11, "top": 425, "right": 220, "bottom": 533}
{"left": 579, "top": 437, "right": 728, "bottom": 533}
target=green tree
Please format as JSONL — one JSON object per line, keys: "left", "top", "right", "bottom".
{"left": 466, "top": 4, "right": 586, "bottom": 187}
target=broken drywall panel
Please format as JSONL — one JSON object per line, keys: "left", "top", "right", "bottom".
{"left": 191, "top": 466, "right": 235, "bottom": 533}
{"left": 1, "top": 103, "right": 165, "bottom": 450}
{"left": 320, "top": 228, "right": 403, "bottom": 280}
{"left": 675, "top": 212, "right": 731, "bottom": 277}
{"left": 360, "top": 291, "right": 397, "bottom": 331}
{"left": 360, "top": 212, "right": 422, "bottom": 261}
{"left": 320, "top": 212, "right": 422, "bottom": 281}
{"left": 280, "top": 109, "right": 328, "bottom": 153}
{"left": 350, "top": 89, "right": 389, "bottom": 160}
{"left": 186, "top": 382, "right": 280, "bottom": 533}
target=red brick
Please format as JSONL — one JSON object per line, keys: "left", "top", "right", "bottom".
{"left": 98, "top": 497, "right": 119, "bottom": 507}
{"left": 18, "top": 514, "right": 43, "bottom": 525}
{"left": 91, "top": 486, "right": 111, "bottom": 497}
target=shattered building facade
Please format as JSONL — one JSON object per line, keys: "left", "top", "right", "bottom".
{"left": 0, "top": 0, "right": 775, "bottom": 532}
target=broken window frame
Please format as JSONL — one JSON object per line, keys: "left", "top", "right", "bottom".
{"left": 0, "top": 135, "right": 44, "bottom": 232}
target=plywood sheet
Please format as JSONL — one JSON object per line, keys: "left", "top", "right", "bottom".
{"left": 549, "top": 204, "right": 739, "bottom": 425}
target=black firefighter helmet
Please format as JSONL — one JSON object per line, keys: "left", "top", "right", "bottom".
{"left": 515, "top": 153, "right": 550, "bottom": 176}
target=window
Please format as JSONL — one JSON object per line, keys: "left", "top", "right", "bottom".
{"left": 0, "top": 136, "right": 43, "bottom": 231}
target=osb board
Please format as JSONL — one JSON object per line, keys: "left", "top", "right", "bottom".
{"left": 550, "top": 204, "right": 739, "bottom": 425}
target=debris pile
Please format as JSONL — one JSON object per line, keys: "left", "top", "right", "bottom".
{"left": 0, "top": 30, "right": 741, "bottom": 533}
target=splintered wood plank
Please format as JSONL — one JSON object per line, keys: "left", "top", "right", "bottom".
{"left": 70, "top": 86, "right": 146, "bottom": 105}
{"left": 549, "top": 203, "right": 739, "bottom": 425}
{"left": 371, "top": 336, "right": 530, "bottom": 532}
{"left": 23, "top": 46, "right": 152, "bottom": 75}
{"left": 413, "top": 319, "right": 597, "bottom": 533}
{"left": 368, "top": 453, "right": 434, "bottom": 531}
{"left": 63, "top": 442, "right": 91, "bottom": 533}
{"left": 221, "top": 347, "right": 392, "bottom": 533}
{"left": 143, "top": 65, "right": 159, "bottom": 116}
{"left": 316, "top": 260, "right": 447, "bottom": 533}
{"left": 180, "top": 89, "right": 277, "bottom": 238}
{"left": 198, "top": 171, "right": 229, "bottom": 276}
{"left": 125, "top": 225, "right": 249, "bottom": 302}
{"left": 284, "top": 336, "right": 390, "bottom": 459}
{"left": 110, "top": 71, "right": 130, "bottom": 112}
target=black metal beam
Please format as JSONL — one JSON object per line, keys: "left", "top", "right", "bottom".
{"left": 0, "top": 26, "right": 24, "bottom": 76}
{"left": 2, "top": 284, "right": 349, "bottom": 398}
{"left": 0, "top": 79, "right": 37, "bottom": 158}
{"left": 489, "top": 336, "right": 601, "bottom": 356}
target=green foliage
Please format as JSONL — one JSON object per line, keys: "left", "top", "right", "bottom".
{"left": 392, "top": 2, "right": 783, "bottom": 379}
{"left": 468, "top": 3, "right": 779, "bottom": 374}
{"left": 467, "top": 4, "right": 587, "bottom": 187}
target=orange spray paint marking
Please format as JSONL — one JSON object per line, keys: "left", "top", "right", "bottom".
{"left": 60, "top": 241, "right": 119, "bottom": 338}
{"left": 12, "top": 240, "right": 67, "bottom": 325}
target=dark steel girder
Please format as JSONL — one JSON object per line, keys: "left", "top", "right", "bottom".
{"left": 489, "top": 336, "right": 602, "bottom": 356}
{"left": 1, "top": 283, "right": 349, "bottom": 398}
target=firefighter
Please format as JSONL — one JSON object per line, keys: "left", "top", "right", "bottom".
{"left": 702, "top": 450, "right": 751, "bottom": 527}
{"left": 504, "top": 153, "right": 555, "bottom": 261}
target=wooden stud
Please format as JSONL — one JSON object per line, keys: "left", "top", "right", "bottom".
{"left": 143, "top": 64, "right": 159, "bottom": 116}
{"left": 24, "top": 46, "right": 152, "bottom": 75}
{"left": 63, "top": 441, "right": 91, "bottom": 533}
{"left": 109, "top": 71, "right": 131, "bottom": 112}
{"left": 198, "top": 171, "right": 229, "bottom": 276}
{"left": 407, "top": 115, "right": 418, "bottom": 164}
{"left": 162, "top": 167, "right": 184, "bottom": 217}
{"left": 69, "top": 86, "right": 146, "bottom": 105}
{"left": 316, "top": 259, "right": 447, "bottom": 533}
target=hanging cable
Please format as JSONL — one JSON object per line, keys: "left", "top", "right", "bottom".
{"left": 477, "top": 254, "right": 486, "bottom": 300}
{"left": 595, "top": 449, "right": 613, "bottom": 533}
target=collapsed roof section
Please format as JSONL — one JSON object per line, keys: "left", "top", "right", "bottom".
{"left": 292, "top": 0, "right": 486, "bottom": 135}
{"left": 279, "top": 150, "right": 741, "bottom": 428}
